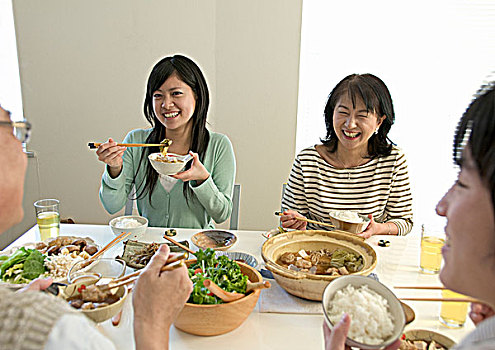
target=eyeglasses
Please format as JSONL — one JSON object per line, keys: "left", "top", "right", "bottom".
{"left": 0, "top": 120, "right": 32, "bottom": 144}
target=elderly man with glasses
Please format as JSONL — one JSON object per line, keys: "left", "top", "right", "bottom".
{"left": 0, "top": 105, "right": 192, "bottom": 350}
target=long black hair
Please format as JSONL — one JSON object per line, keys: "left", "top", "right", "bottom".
{"left": 135, "top": 54, "right": 210, "bottom": 205}
{"left": 321, "top": 73, "right": 395, "bottom": 158}
{"left": 454, "top": 81, "right": 495, "bottom": 209}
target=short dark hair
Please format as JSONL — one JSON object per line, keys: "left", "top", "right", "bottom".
{"left": 322, "top": 74, "right": 395, "bottom": 157}
{"left": 136, "top": 54, "right": 210, "bottom": 204}
{"left": 454, "top": 81, "right": 495, "bottom": 209}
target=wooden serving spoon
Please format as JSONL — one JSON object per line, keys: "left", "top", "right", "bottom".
{"left": 203, "top": 279, "right": 271, "bottom": 303}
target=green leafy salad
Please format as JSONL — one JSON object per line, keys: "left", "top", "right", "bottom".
{"left": 0, "top": 247, "right": 46, "bottom": 284}
{"left": 188, "top": 248, "right": 248, "bottom": 305}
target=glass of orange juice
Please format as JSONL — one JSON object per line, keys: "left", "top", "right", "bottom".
{"left": 419, "top": 224, "right": 445, "bottom": 274}
{"left": 34, "top": 199, "right": 60, "bottom": 241}
{"left": 440, "top": 289, "right": 469, "bottom": 328}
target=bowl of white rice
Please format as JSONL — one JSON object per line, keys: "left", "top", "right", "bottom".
{"left": 109, "top": 215, "right": 148, "bottom": 240}
{"left": 322, "top": 275, "right": 405, "bottom": 349}
{"left": 328, "top": 210, "right": 371, "bottom": 234}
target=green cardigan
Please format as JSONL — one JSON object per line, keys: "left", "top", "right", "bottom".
{"left": 99, "top": 129, "right": 236, "bottom": 229}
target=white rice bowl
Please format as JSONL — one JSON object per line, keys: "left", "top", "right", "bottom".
{"left": 322, "top": 275, "right": 405, "bottom": 349}
{"left": 328, "top": 284, "right": 394, "bottom": 344}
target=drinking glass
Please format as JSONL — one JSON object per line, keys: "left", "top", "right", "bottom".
{"left": 34, "top": 199, "right": 60, "bottom": 241}
{"left": 419, "top": 224, "right": 445, "bottom": 274}
{"left": 439, "top": 289, "right": 469, "bottom": 328}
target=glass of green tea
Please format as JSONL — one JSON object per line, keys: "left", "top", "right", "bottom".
{"left": 34, "top": 199, "right": 60, "bottom": 241}
{"left": 419, "top": 223, "right": 445, "bottom": 274}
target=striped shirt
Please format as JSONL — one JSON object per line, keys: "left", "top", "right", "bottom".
{"left": 281, "top": 145, "right": 413, "bottom": 235}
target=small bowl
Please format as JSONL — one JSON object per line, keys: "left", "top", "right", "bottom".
{"left": 328, "top": 210, "right": 370, "bottom": 234}
{"left": 322, "top": 275, "right": 405, "bottom": 349}
{"left": 191, "top": 230, "right": 237, "bottom": 251}
{"left": 403, "top": 329, "right": 456, "bottom": 348}
{"left": 109, "top": 215, "right": 148, "bottom": 240}
{"left": 63, "top": 282, "right": 128, "bottom": 323}
{"left": 68, "top": 258, "right": 126, "bottom": 284}
{"left": 148, "top": 152, "right": 192, "bottom": 176}
{"left": 215, "top": 251, "right": 258, "bottom": 269}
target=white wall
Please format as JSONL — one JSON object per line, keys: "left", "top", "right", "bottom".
{"left": 297, "top": 0, "right": 495, "bottom": 227}
{"left": 6, "top": 0, "right": 302, "bottom": 245}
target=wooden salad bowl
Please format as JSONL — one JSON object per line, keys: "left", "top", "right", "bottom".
{"left": 174, "top": 261, "right": 262, "bottom": 336}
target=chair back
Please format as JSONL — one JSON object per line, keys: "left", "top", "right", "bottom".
{"left": 229, "top": 184, "right": 241, "bottom": 230}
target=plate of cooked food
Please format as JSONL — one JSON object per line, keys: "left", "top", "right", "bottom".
{"left": 118, "top": 240, "right": 190, "bottom": 269}
{"left": 191, "top": 230, "right": 237, "bottom": 251}
{"left": 0, "top": 236, "right": 99, "bottom": 288}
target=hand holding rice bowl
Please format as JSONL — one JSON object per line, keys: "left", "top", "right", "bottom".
{"left": 328, "top": 210, "right": 370, "bottom": 234}
{"left": 322, "top": 275, "right": 405, "bottom": 349}
{"left": 148, "top": 152, "right": 192, "bottom": 176}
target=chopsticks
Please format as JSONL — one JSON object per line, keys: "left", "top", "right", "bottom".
{"left": 99, "top": 253, "right": 187, "bottom": 292}
{"left": 88, "top": 142, "right": 166, "bottom": 149}
{"left": 274, "top": 211, "right": 335, "bottom": 229}
{"left": 395, "top": 286, "right": 446, "bottom": 290}
{"left": 90, "top": 231, "right": 132, "bottom": 260}
{"left": 399, "top": 297, "right": 478, "bottom": 302}
{"left": 162, "top": 234, "right": 196, "bottom": 255}
{"left": 395, "top": 286, "right": 479, "bottom": 303}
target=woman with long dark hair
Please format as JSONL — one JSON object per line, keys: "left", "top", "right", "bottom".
{"left": 96, "top": 55, "right": 235, "bottom": 228}
{"left": 281, "top": 74, "right": 413, "bottom": 238}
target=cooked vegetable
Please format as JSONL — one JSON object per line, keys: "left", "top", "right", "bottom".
{"left": 0, "top": 247, "right": 46, "bottom": 283}
{"left": 188, "top": 248, "right": 248, "bottom": 305}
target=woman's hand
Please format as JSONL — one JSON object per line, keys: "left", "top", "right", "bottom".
{"left": 357, "top": 215, "right": 392, "bottom": 239}
{"left": 469, "top": 302, "right": 495, "bottom": 326}
{"left": 280, "top": 209, "right": 307, "bottom": 230}
{"left": 323, "top": 314, "right": 400, "bottom": 350}
{"left": 18, "top": 277, "right": 53, "bottom": 293}
{"left": 171, "top": 151, "right": 210, "bottom": 185}
{"left": 133, "top": 244, "right": 193, "bottom": 349}
{"left": 96, "top": 138, "right": 126, "bottom": 178}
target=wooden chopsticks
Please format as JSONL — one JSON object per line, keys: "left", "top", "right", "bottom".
{"left": 399, "top": 297, "right": 478, "bottom": 302}
{"left": 162, "top": 234, "right": 196, "bottom": 255}
{"left": 395, "top": 286, "right": 446, "bottom": 290}
{"left": 274, "top": 211, "right": 335, "bottom": 229}
{"left": 395, "top": 286, "right": 478, "bottom": 303}
{"left": 88, "top": 142, "right": 166, "bottom": 149}
{"left": 100, "top": 253, "right": 188, "bottom": 292}
{"left": 90, "top": 231, "right": 132, "bottom": 260}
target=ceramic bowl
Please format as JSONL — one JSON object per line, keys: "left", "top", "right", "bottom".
{"left": 215, "top": 251, "right": 259, "bottom": 269}
{"left": 148, "top": 152, "right": 191, "bottom": 176}
{"left": 68, "top": 258, "right": 126, "bottom": 284}
{"left": 174, "top": 261, "right": 262, "bottom": 336}
{"left": 63, "top": 280, "right": 128, "bottom": 324}
{"left": 261, "top": 230, "right": 377, "bottom": 301}
{"left": 191, "top": 230, "right": 237, "bottom": 251}
{"left": 328, "top": 210, "right": 370, "bottom": 234}
{"left": 322, "top": 275, "right": 406, "bottom": 349}
{"left": 109, "top": 215, "right": 148, "bottom": 240}
{"left": 403, "top": 329, "right": 456, "bottom": 349}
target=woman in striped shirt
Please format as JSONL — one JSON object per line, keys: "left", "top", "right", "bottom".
{"left": 281, "top": 74, "right": 413, "bottom": 237}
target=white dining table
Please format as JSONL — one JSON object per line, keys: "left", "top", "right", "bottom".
{"left": 10, "top": 224, "right": 475, "bottom": 350}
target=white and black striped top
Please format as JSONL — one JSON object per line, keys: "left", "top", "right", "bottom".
{"left": 281, "top": 145, "right": 413, "bottom": 235}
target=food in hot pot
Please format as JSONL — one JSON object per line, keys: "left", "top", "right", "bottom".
{"left": 276, "top": 248, "right": 363, "bottom": 275}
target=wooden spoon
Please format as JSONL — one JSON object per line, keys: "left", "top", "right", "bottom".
{"left": 203, "top": 279, "right": 245, "bottom": 302}
{"left": 246, "top": 280, "right": 271, "bottom": 293}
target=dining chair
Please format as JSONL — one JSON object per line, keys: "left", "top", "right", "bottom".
{"left": 124, "top": 185, "right": 136, "bottom": 216}
{"left": 229, "top": 184, "right": 241, "bottom": 230}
